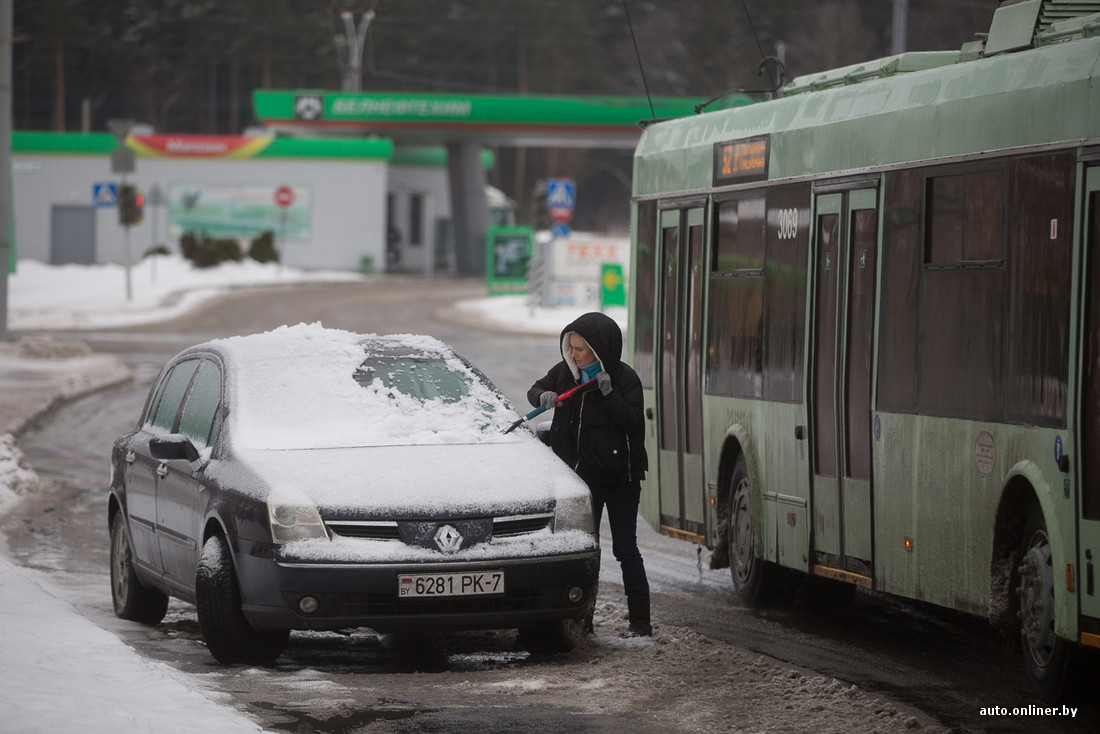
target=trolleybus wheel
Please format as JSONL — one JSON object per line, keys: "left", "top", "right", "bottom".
{"left": 1016, "top": 503, "right": 1079, "bottom": 702}
{"left": 728, "top": 455, "right": 779, "bottom": 605}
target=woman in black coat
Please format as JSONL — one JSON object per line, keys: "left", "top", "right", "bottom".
{"left": 527, "top": 311, "right": 651, "bottom": 637}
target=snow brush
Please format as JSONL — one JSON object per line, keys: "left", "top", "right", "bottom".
{"left": 503, "top": 377, "right": 597, "bottom": 434}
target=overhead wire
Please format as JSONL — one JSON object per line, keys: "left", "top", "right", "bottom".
{"left": 621, "top": 0, "right": 656, "bottom": 120}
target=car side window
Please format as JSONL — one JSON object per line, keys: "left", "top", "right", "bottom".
{"left": 148, "top": 359, "right": 201, "bottom": 432}
{"left": 177, "top": 360, "right": 223, "bottom": 448}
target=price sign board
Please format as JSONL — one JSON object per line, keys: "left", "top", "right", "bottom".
{"left": 486, "top": 226, "right": 534, "bottom": 296}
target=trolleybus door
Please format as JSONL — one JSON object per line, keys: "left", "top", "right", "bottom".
{"left": 656, "top": 203, "right": 707, "bottom": 539}
{"left": 1079, "top": 165, "right": 1100, "bottom": 624}
{"left": 810, "top": 188, "right": 878, "bottom": 583}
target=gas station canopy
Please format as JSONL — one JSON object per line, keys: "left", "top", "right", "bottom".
{"left": 252, "top": 90, "right": 728, "bottom": 148}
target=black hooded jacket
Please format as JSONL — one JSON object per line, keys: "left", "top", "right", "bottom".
{"left": 527, "top": 312, "right": 648, "bottom": 502}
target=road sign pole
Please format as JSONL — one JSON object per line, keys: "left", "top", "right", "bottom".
{"left": 122, "top": 173, "right": 132, "bottom": 301}
{"left": 109, "top": 119, "right": 136, "bottom": 302}
{"left": 274, "top": 185, "right": 295, "bottom": 273}
{"left": 1, "top": 0, "right": 13, "bottom": 340}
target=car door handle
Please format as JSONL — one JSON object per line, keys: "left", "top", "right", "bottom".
{"left": 156, "top": 463, "right": 169, "bottom": 478}
{"left": 126, "top": 451, "right": 136, "bottom": 464}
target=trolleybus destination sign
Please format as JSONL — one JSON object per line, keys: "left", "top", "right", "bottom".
{"left": 713, "top": 135, "right": 770, "bottom": 186}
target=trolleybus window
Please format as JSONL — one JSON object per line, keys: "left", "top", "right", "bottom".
{"left": 877, "top": 169, "right": 922, "bottom": 412}
{"left": 634, "top": 201, "right": 657, "bottom": 388}
{"left": 706, "top": 188, "right": 809, "bottom": 402}
{"left": 763, "top": 185, "right": 810, "bottom": 403}
{"left": 1085, "top": 189, "right": 1100, "bottom": 521}
{"left": 926, "top": 169, "right": 1004, "bottom": 265}
{"left": 1005, "top": 152, "right": 1073, "bottom": 426}
{"left": 707, "top": 196, "right": 765, "bottom": 398}
{"left": 846, "top": 209, "right": 877, "bottom": 481}
{"left": 878, "top": 153, "right": 1072, "bottom": 425}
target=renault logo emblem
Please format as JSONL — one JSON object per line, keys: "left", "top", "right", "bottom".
{"left": 434, "top": 524, "right": 463, "bottom": 552}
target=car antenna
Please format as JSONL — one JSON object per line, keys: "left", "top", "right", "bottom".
{"left": 695, "top": 0, "right": 786, "bottom": 114}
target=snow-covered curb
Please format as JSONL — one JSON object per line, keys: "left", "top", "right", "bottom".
{"left": 441, "top": 294, "right": 627, "bottom": 336}
{"left": 0, "top": 337, "right": 133, "bottom": 436}
{"left": 7, "top": 256, "right": 363, "bottom": 331}
{"left": 0, "top": 435, "right": 37, "bottom": 514}
{"left": 0, "top": 555, "right": 265, "bottom": 733}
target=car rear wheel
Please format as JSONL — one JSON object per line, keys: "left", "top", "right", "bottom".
{"left": 109, "top": 512, "right": 168, "bottom": 624}
{"left": 195, "top": 534, "right": 289, "bottom": 666}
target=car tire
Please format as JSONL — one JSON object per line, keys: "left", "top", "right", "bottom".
{"left": 195, "top": 534, "right": 289, "bottom": 666}
{"left": 518, "top": 617, "right": 588, "bottom": 655}
{"left": 109, "top": 512, "right": 169, "bottom": 624}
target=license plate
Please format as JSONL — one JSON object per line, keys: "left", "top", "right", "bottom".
{"left": 398, "top": 571, "right": 504, "bottom": 598}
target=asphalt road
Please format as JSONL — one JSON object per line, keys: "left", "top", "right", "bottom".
{"left": 6, "top": 277, "right": 1099, "bottom": 733}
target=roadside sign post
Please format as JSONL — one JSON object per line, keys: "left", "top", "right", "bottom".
{"left": 546, "top": 178, "right": 575, "bottom": 240}
{"left": 274, "top": 185, "right": 294, "bottom": 271}
{"left": 108, "top": 119, "right": 135, "bottom": 300}
{"left": 147, "top": 183, "right": 164, "bottom": 283}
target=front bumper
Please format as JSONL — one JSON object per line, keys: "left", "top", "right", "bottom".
{"left": 235, "top": 545, "right": 601, "bottom": 632}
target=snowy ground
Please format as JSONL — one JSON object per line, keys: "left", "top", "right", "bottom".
{"left": 0, "top": 255, "right": 948, "bottom": 733}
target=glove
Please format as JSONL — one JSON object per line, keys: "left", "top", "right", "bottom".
{"left": 596, "top": 371, "right": 612, "bottom": 396}
{"left": 539, "top": 391, "right": 558, "bottom": 410}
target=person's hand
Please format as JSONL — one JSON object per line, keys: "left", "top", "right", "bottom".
{"left": 539, "top": 391, "right": 558, "bottom": 409}
{"left": 596, "top": 371, "right": 612, "bottom": 396}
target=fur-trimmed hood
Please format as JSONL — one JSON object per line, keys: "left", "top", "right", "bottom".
{"left": 559, "top": 312, "right": 623, "bottom": 382}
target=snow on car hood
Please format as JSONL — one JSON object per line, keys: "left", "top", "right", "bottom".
{"left": 228, "top": 439, "right": 588, "bottom": 516}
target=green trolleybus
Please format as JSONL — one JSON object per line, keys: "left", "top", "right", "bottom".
{"left": 629, "top": 0, "right": 1100, "bottom": 702}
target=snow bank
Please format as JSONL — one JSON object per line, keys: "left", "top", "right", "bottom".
{"left": 0, "top": 556, "right": 265, "bottom": 734}
{"left": 0, "top": 435, "right": 37, "bottom": 513}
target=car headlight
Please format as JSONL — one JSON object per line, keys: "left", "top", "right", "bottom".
{"left": 267, "top": 486, "right": 328, "bottom": 544}
{"left": 553, "top": 490, "right": 594, "bottom": 534}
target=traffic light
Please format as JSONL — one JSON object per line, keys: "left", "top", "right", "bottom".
{"left": 133, "top": 188, "right": 145, "bottom": 224}
{"left": 118, "top": 184, "right": 144, "bottom": 226}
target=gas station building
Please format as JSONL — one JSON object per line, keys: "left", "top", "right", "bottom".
{"left": 11, "top": 92, "right": 703, "bottom": 276}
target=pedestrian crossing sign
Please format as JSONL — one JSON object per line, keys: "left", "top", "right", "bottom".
{"left": 93, "top": 182, "right": 119, "bottom": 208}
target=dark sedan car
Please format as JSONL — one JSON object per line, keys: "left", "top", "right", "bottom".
{"left": 108, "top": 324, "right": 600, "bottom": 664}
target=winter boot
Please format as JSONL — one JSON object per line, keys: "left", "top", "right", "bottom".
{"left": 625, "top": 594, "right": 652, "bottom": 638}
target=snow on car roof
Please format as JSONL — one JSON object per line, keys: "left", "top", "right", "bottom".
{"left": 211, "top": 323, "right": 523, "bottom": 450}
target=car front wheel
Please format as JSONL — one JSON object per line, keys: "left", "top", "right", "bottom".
{"left": 518, "top": 617, "right": 588, "bottom": 655}
{"left": 109, "top": 512, "right": 168, "bottom": 624}
{"left": 195, "top": 534, "right": 288, "bottom": 666}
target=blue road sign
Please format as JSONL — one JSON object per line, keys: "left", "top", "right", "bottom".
{"left": 93, "top": 182, "right": 118, "bottom": 208}
{"left": 551, "top": 223, "right": 571, "bottom": 238}
{"left": 546, "top": 179, "right": 575, "bottom": 209}
{"left": 547, "top": 178, "right": 576, "bottom": 225}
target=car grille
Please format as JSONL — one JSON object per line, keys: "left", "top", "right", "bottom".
{"left": 492, "top": 513, "right": 552, "bottom": 537}
{"left": 325, "top": 520, "right": 401, "bottom": 540}
{"left": 325, "top": 513, "right": 553, "bottom": 544}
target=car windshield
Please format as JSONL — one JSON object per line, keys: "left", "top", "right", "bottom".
{"left": 221, "top": 326, "right": 522, "bottom": 450}
{"left": 354, "top": 357, "right": 475, "bottom": 404}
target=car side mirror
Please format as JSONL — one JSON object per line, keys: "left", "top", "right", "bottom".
{"left": 150, "top": 436, "right": 202, "bottom": 464}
